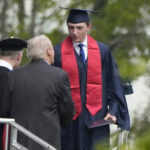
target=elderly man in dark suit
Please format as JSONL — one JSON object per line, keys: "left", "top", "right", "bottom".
{"left": 0, "top": 38, "right": 27, "bottom": 149}
{"left": 0, "top": 35, "right": 75, "bottom": 150}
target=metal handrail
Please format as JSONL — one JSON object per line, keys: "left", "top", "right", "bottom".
{"left": 117, "top": 129, "right": 129, "bottom": 150}
{"left": 0, "top": 118, "right": 129, "bottom": 150}
{"left": 0, "top": 118, "right": 57, "bottom": 150}
{"left": 110, "top": 128, "right": 129, "bottom": 150}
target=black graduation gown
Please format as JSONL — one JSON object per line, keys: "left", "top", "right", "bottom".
{"left": 0, "top": 67, "right": 10, "bottom": 149}
{"left": 0, "top": 59, "right": 75, "bottom": 150}
{"left": 54, "top": 40, "right": 130, "bottom": 150}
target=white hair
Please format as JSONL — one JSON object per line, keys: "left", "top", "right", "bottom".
{"left": 0, "top": 50, "right": 23, "bottom": 59}
{"left": 27, "top": 34, "right": 52, "bottom": 60}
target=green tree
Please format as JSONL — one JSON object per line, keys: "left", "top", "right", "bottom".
{"left": 1, "top": 0, "right": 150, "bottom": 148}
{"left": 0, "top": 0, "right": 149, "bottom": 77}
{"left": 61, "top": 0, "right": 150, "bottom": 79}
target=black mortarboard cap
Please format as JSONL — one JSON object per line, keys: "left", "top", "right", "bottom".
{"left": 0, "top": 38, "right": 27, "bottom": 51}
{"left": 60, "top": 7, "right": 99, "bottom": 23}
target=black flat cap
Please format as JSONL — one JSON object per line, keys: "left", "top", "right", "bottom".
{"left": 0, "top": 38, "right": 27, "bottom": 51}
{"left": 60, "top": 7, "right": 99, "bottom": 23}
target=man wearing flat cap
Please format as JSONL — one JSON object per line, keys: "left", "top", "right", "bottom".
{"left": 0, "top": 38, "right": 27, "bottom": 149}
{"left": 54, "top": 8, "right": 130, "bottom": 150}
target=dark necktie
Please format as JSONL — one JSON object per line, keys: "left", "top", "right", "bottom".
{"left": 78, "top": 44, "right": 85, "bottom": 63}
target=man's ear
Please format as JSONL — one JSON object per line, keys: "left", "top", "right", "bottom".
{"left": 47, "top": 48, "right": 51, "bottom": 56}
{"left": 87, "top": 23, "right": 92, "bottom": 32}
{"left": 16, "top": 53, "right": 21, "bottom": 61}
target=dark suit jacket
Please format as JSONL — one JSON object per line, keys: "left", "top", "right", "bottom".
{"left": 0, "top": 66, "right": 10, "bottom": 149}
{"left": 0, "top": 67, "right": 10, "bottom": 107}
{"left": 0, "top": 59, "right": 75, "bottom": 150}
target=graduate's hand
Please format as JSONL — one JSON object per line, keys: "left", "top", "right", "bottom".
{"left": 104, "top": 113, "right": 117, "bottom": 123}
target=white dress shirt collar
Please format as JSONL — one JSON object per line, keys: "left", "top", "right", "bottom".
{"left": 73, "top": 36, "right": 88, "bottom": 60}
{"left": 73, "top": 36, "right": 87, "bottom": 48}
{"left": 0, "top": 59, "right": 13, "bottom": 71}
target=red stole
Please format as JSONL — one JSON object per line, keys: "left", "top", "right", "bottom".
{"left": 61, "top": 35, "right": 102, "bottom": 120}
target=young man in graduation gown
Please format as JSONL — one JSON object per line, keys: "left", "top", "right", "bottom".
{"left": 0, "top": 35, "right": 75, "bottom": 150}
{"left": 0, "top": 38, "right": 27, "bottom": 149}
{"left": 54, "top": 8, "right": 130, "bottom": 150}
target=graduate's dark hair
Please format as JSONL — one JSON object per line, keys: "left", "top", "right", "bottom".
{"left": 67, "top": 21, "right": 91, "bottom": 26}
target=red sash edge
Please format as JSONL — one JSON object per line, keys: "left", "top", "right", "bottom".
{"left": 86, "top": 35, "right": 102, "bottom": 116}
{"left": 61, "top": 37, "right": 82, "bottom": 120}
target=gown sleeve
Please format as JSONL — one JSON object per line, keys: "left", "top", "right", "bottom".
{"left": 106, "top": 49, "right": 130, "bottom": 130}
{"left": 0, "top": 73, "right": 11, "bottom": 118}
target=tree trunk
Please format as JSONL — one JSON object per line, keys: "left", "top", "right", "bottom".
{"left": 18, "top": 0, "right": 25, "bottom": 36}
{"left": 1, "top": 0, "right": 9, "bottom": 39}
{"left": 93, "top": 0, "right": 107, "bottom": 10}
{"left": 29, "top": 0, "right": 39, "bottom": 37}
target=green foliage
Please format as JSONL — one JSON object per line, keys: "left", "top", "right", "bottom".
{"left": 46, "top": 28, "right": 67, "bottom": 46}
{"left": 130, "top": 100, "right": 150, "bottom": 136}
{"left": 1, "top": 0, "right": 150, "bottom": 148}
{"left": 107, "top": 0, "right": 142, "bottom": 27}
{"left": 94, "top": 126, "right": 150, "bottom": 150}
{"left": 135, "top": 129, "right": 150, "bottom": 150}
{"left": 95, "top": 144, "right": 109, "bottom": 150}
{"left": 89, "top": 0, "right": 150, "bottom": 79}
{"left": 94, "top": 139, "right": 110, "bottom": 150}
{"left": 0, "top": 0, "right": 149, "bottom": 78}
{"left": 113, "top": 49, "right": 147, "bottom": 78}
{"left": 20, "top": 50, "right": 29, "bottom": 65}
{"left": 127, "top": 128, "right": 150, "bottom": 150}
{"left": 128, "top": 100, "right": 150, "bottom": 150}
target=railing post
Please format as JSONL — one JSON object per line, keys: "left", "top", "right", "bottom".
{"left": 10, "top": 126, "right": 18, "bottom": 150}
{"left": 117, "top": 129, "right": 129, "bottom": 150}
{"left": 4, "top": 124, "right": 9, "bottom": 150}
{"left": 0, "top": 118, "right": 56, "bottom": 150}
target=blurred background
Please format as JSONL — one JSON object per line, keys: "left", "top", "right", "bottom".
{"left": 0, "top": 0, "right": 150, "bottom": 149}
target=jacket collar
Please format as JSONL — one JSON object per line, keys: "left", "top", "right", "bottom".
{"left": 30, "top": 58, "right": 49, "bottom": 65}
